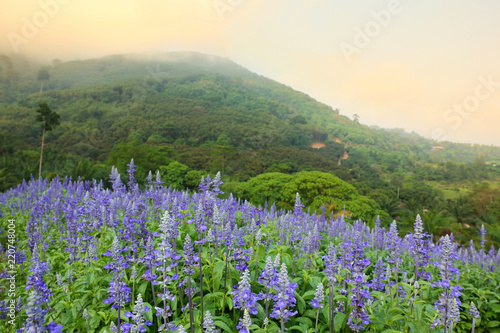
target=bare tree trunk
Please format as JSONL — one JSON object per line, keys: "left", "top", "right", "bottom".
{"left": 39, "top": 124, "right": 45, "bottom": 180}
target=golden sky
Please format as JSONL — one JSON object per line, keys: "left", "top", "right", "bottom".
{"left": 1, "top": 0, "right": 500, "bottom": 146}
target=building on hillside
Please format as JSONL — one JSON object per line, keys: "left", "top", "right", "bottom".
{"left": 311, "top": 142, "right": 326, "bottom": 149}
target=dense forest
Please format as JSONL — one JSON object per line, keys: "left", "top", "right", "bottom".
{"left": 1, "top": 52, "right": 499, "bottom": 247}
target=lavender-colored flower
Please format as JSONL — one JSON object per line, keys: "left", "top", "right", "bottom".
{"left": 183, "top": 234, "right": 198, "bottom": 276}
{"left": 109, "top": 166, "right": 125, "bottom": 193}
{"left": 323, "top": 243, "right": 338, "bottom": 283}
{"left": 104, "top": 272, "right": 132, "bottom": 309}
{"left": 26, "top": 244, "right": 52, "bottom": 303}
{"left": 154, "top": 170, "right": 163, "bottom": 189}
{"left": 310, "top": 282, "right": 325, "bottom": 309}
{"left": 258, "top": 256, "right": 277, "bottom": 288}
{"left": 386, "top": 221, "right": 401, "bottom": 266}
{"left": 155, "top": 305, "right": 177, "bottom": 332}
{"left": 433, "top": 235, "right": 462, "bottom": 329}
{"left": 0, "top": 301, "right": 6, "bottom": 319}
{"left": 412, "top": 215, "right": 430, "bottom": 279}
{"left": 232, "top": 246, "right": 250, "bottom": 271}
{"left": 15, "top": 249, "right": 27, "bottom": 265}
{"left": 237, "top": 308, "right": 252, "bottom": 333}
{"left": 480, "top": 224, "right": 487, "bottom": 250}
{"left": 45, "top": 321, "right": 64, "bottom": 333}
{"left": 127, "top": 159, "right": 137, "bottom": 191}
{"left": 203, "top": 310, "right": 220, "bottom": 333}
{"left": 293, "top": 193, "right": 304, "bottom": 217}
{"left": 141, "top": 236, "right": 159, "bottom": 281}
{"left": 469, "top": 301, "right": 480, "bottom": 319}
{"left": 130, "top": 266, "right": 138, "bottom": 280}
{"left": 231, "top": 269, "right": 259, "bottom": 315}
{"left": 344, "top": 231, "right": 371, "bottom": 332}
{"left": 16, "top": 296, "right": 23, "bottom": 312}
{"left": 83, "top": 308, "right": 89, "bottom": 320}
{"left": 103, "top": 237, "right": 130, "bottom": 272}
{"left": 211, "top": 172, "right": 224, "bottom": 195}
{"left": 273, "top": 253, "right": 281, "bottom": 269}
{"left": 124, "top": 294, "right": 153, "bottom": 333}
{"left": 369, "top": 257, "right": 386, "bottom": 291}
{"left": 110, "top": 322, "right": 119, "bottom": 333}
{"left": 450, "top": 297, "right": 460, "bottom": 321}
{"left": 20, "top": 289, "right": 47, "bottom": 332}
{"left": 373, "top": 215, "right": 385, "bottom": 250}
{"left": 270, "top": 263, "right": 298, "bottom": 323}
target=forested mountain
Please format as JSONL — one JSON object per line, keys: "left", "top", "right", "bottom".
{"left": 1, "top": 52, "right": 499, "bottom": 245}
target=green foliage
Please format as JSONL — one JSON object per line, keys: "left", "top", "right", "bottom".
{"left": 38, "top": 68, "right": 50, "bottom": 81}
{"left": 232, "top": 172, "right": 293, "bottom": 206}
{"left": 231, "top": 171, "right": 388, "bottom": 221}
{"left": 106, "top": 141, "right": 173, "bottom": 185}
{"left": 160, "top": 161, "right": 190, "bottom": 190}
{"left": 35, "top": 103, "right": 60, "bottom": 131}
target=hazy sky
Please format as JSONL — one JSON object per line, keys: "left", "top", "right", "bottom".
{"left": 2, "top": 0, "right": 500, "bottom": 146}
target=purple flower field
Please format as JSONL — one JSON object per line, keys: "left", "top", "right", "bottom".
{"left": 1, "top": 162, "right": 499, "bottom": 333}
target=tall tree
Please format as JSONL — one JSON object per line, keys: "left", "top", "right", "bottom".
{"left": 38, "top": 67, "right": 50, "bottom": 96}
{"left": 36, "top": 103, "right": 60, "bottom": 180}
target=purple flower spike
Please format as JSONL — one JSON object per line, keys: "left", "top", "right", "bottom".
{"left": 183, "top": 234, "right": 198, "bottom": 276}
{"left": 310, "top": 282, "right": 325, "bottom": 309}
{"left": 271, "top": 263, "right": 298, "bottom": 324}
{"left": 203, "top": 310, "right": 220, "bottom": 333}
{"left": 433, "top": 235, "right": 462, "bottom": 329}
{"left": 104, "top": 272, "right": 132, "bottom": 309}
{"left": 231, "top": 269, "right": 259, "bottom": 315}
{"left": 124, "top": 294, "right": 153, "bottom": 333}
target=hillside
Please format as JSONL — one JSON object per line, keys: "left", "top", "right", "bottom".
{"left": 1, "top": 51, "right": 499, "bottom": 244}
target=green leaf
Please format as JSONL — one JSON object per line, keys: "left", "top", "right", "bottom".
{"left": 333, "top": 295, "right": 347, "bottom": 302}
{"left": 309, "top": 276, "right": 321, "bottom": 289}
{"left": 334, "top": 312, "right": 346, "bottom": 332}
{"left": 257, "top": 244, "right": 266, "bottom": 261}
{"left": 214, "top": 315, "right": 233, "bottom": 328}
{"left": 389, "top": 314, "right": 405, "bottom": 324}
{"left": 144, "top": 302, "right": 153, "bottom": 323}
{"left": 204, "top": 292, "right": 224, "bottom": 301}
{"left": 214, "top": 320, "right": 232, "bottom": 333}
{"left": 213, "top": 261, "right": 226, "bottom": 292}
{"left": 302, "top": 290, "right": 316, "bottom": 300}
{"left": 137, "top": 281, "right": 149, "bottom": 296}
{"left": 226, "top": 295, "right": 233, "bottom": 310}
{"left": 488, "top": 321, "right": 500, "bottom": 327}
{"left": 295, "top": 316, "right": 313, "bottom": 327}
{"left": 89, "top": 316, "right": 101, "bottom": 329}
{"left": 98, "top": 311, "right": 108, "bottom": 321}
{"left": 370, "top": 291, "right": 386, "bottom": 301}
{"left": 408, "top": 320, "right": 430, "bottom": 333}
{"left": 304, "top": 309, "right": 317, "bottom": 319}
{"left": 288, "top": 326, "right": 305, "bottom": 333}
{"left": 295, "top": 292, "right": 306, "bottom": 314}
{"left": 389, "top": 307, "right": 404, "bottom": 315}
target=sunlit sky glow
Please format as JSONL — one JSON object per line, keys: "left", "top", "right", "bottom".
{"left": 2, "top": 0, "right": 499, "bottom": 146}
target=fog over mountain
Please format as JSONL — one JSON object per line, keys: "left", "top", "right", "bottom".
{"left": 2, "top": 0, "right": 500, "bottom": 146}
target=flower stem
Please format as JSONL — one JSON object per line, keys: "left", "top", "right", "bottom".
{"left": 315, "top": 308, "right": 320, "bottom": 333}
{"left": 187, "top": 278, "right": 195, "bottom": 333}
{"left": 198, "top": 241, "right": 204, "bottom": 327}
